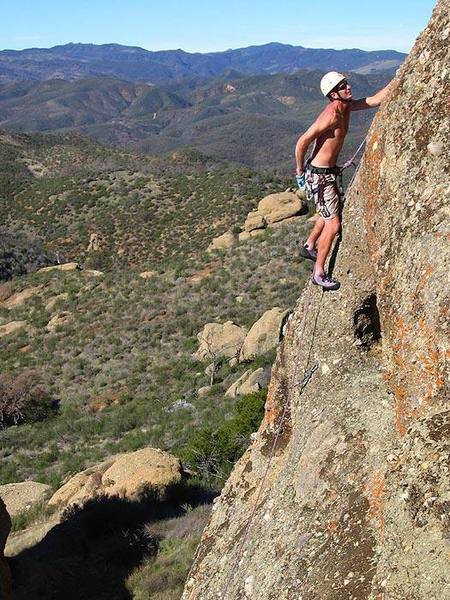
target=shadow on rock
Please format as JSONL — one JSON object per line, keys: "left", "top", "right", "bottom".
{"left": 10, "top": 483, "right": 216, "bottom": 600}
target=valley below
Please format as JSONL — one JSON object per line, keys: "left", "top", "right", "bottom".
{"left": 1, "top": 25, "right": 446, "bottom": 599}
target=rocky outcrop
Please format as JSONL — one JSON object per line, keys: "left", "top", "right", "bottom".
{"left": 238, "top": 229, "right": 265, "bottom": 242}
{"left": 225, "top": 367, "right": 271, "bottom": 398}
{"left": 183, "top": 3, "right": 449, "bottom": 599}
{"left": 38, "top": 262, "right": 80, "bottom": 273}
{"left": 0, "top": 285, "right": 44, "bottom": 309}
{"left": 239, "top": 307, "right": 289, "bottom": 362}
{"left": 48, "top": 448, "right": 183, "bottom": 508}
{"left": 0, "top": 482, "right": 51, "bottom": 517}
{"left": 241, "top": 189, "right": 307, "bottom": 238}
{"left": 0, "top": 320, "right": 27, "bottom": 338}
{"left": 46, "top": 311, "right": 74, "bottom": 332}
{"left": 243, "top": 211, "right": 266, "bottom": 232}
{"left": 254, "top": 189, "right": 305, "bottom": 225}
{"left": 45, "top": 292, "right": 69, "bottom": 311}
{"left": 207, "top": 231, "right": 237, "bottom": 252}
{"left": 194, "top": 321, "right": 247, "bottom": 362}
{"left": 100, "top": 449, "right": 182, "bottom": 497}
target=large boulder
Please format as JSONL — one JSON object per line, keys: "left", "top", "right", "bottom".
{"left": 45, "top": 292, "right": 69, "bottom": 311}
{"left": 0, "top": 482, "right": 51, "bottom": 517}
{"left": 239, "top": 308, "right": 289, "bottom": 362}
{"left": 37, "top": 262, "right": 80, "bottom": 273}
{"left": 0, "top": 321, "right": 27, "bottom": 338}
{"left": 225, "top": 367, "right": 271, "bottom": 398}
{"left": 194, "top": 321, "right": 248, "bottom": 362}
{"left": 48, "top": 448, "right": 183, "bottom": 508}
{"left": 239, "top": 189, "right": 307, "bottom": 241}
{"left": 0, "top": 498, "right": 12, "bottom": 600}
{"left": 101, "top": 449, "right": 182, "bottom": 497}
{"left": 244, "top": 211, "right": 266, "bottom": 232}
{"left": 256, "top": 190, "right": 304, "bottom": 225}
{"left": 207, "top": 231, "right": 237, "bottom": 252}
{"left": 0, "top": 285, "right": 43, "bottom": 310}
{"left": 139, "top": 270, "right": 157, "bottom": 279}
{"left": 46, "top": 311, "right": 74, "bottom": 332}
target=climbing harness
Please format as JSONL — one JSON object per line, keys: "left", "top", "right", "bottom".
{"left": 302, "top": 136, "right": 366, "bottom": 218}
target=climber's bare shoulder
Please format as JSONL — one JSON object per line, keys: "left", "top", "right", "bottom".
{"left": 304, "top": 103, "right": 340, "bottom": 142}
{"left": 316, "top": 102, "right": 341, "bottom": 129}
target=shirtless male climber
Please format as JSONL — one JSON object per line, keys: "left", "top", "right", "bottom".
{"left": 295, "top": 71, "right": 393, "bottom": 290}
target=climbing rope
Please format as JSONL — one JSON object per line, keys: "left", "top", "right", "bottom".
{"left": 340, "top": 137, "right": 366, "bottom": 171}
{"left": 336, "top": 137, "right": 366, "bottom": 198}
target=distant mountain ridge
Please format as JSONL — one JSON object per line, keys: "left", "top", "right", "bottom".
{"left": 0, "top": 42, "right": 406, "bottom": 83}
{"left": 0, "top": 70, "right": 391, "bottom": 171}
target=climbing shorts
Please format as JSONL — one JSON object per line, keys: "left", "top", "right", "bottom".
{"left": 305, "top": 168, "right": 342, "bottom": 220}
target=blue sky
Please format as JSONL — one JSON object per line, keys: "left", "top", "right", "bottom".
{"left": 2, "top": 0, "right": 436, "bottom": 53}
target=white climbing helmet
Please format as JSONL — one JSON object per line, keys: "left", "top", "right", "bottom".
{"left": 320, "top": 71, "right": 347, "bottom": 97}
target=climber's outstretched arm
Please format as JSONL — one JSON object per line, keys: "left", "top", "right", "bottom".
{"left": 351, "top": 81, "right": 394, "bottom": 111}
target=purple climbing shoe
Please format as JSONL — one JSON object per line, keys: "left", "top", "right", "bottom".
{"left": 312, "top": 271, "right": 341, "bottom": 291}
{"left": 299, "top": 243, "right": 317, "bottom": 261}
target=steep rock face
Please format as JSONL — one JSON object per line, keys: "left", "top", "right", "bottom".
{"left": 182, "top": 3, "right": 449, "bottom": 599}
{"left": 0, "top": 498, "right": 13, "bottom": 600}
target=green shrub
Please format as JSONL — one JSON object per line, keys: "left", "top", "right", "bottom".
{"left": 0, "top": 370, "right": 57, "bottom": 428}
{"left": 181, "top": 388, "right": 266, "bottom": 486}
{"left": 11, "top": 500, "right": 56, "bottom": 532}
{"left": 127, "top": 537, "right": 199, "bottom": 600}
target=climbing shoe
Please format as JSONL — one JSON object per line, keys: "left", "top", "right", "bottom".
{"left": 312, "top": 272, "right": 340, "bottom": 291}
{"left": 299, "top": 242, "right": 317, "bottom": 261}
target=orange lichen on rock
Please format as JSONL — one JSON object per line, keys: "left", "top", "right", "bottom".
{"left": 262, "top": 379, "right": 284, "bottom": 428}
{"left": 365, "top": 471, "right": 386, "bottom": 537}
{"left": 261, "top": 344, "right": 293, "bottom": 428}
{"left": 392, "top": 385, "right": 413, "bottom": 437}
{"left": 326, "top": 520, "right": 338, "bottom": 533}
{"left": 413, "top": 265, "right": 434, "bottom": 302}
{"left": 385, "top": 310, "right": 446, "bottom": 435}
{"left": 391, "top": 316, "right": 412, "bottom": 368}
{"left": 418, "top": 318, "right": 445, "bottom": 389}
{"left": 433, "top": 231, "right": 450, "bottom": 241}
{"left": 361, "top": 132, "right": 387, "bottom": 265}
